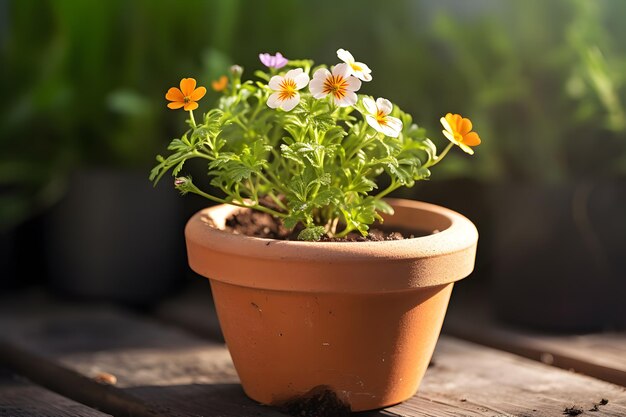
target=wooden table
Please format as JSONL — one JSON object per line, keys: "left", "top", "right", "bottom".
{"left": 1, "top": 284, "right": 625, "bottom": 417}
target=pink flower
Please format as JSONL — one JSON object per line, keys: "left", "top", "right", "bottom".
{"left": 259, "top": 52, "right": 288, "bottom": 69}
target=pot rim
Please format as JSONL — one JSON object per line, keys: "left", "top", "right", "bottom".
{"left": 185, "top": 198, "right": 478, "bottom": 292}
{"left": 186, "top": 198, "right": 476, "bottom": 260}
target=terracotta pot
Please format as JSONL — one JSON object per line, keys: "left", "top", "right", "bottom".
{"left": 185, "top": 199, "right": 478, "bottom": 412}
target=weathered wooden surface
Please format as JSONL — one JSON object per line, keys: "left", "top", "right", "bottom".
{"left": 0, "top": 305, "right": 288, "bottom": 417}
{"left": 445, "top": 289, "right": 626, "bottom": 387}
{"left": 2, "top": 295, "right": 626, "bottom": 416}
{"left": 0, "top": 367, "right": 111, "bottom": 417}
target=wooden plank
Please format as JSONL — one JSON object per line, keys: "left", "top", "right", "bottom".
{"left": 444, "top": 287, "right": 626, "bottom": 387}
{"left": 0, "top": 367, "right": 111, "bottom": 417}
{"left": 0, "top": 303, "right": 289, "bottom": 417}
{"left": 384, "top": 337, "right": 626, "bottom": 417}
{"left": 158, "top": 287, "right": 626, "bottom": 416}
{"left": 2, "top": 295, "right": 626, "bottom": 417}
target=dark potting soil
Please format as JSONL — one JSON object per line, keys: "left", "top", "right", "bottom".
{"left": 224, "top": 209, "right": 428, "bottom": 241}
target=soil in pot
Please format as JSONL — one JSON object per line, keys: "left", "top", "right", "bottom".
{"left": 223, "top": 209, "right": 429, "bottom": 241}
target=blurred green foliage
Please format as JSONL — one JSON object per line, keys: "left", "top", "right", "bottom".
{"left": 1, "top": 0, "right": 625, "bottom": 229}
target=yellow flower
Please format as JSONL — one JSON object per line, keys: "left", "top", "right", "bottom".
{"left": 165, "top": 78, "right": 206, "bottom": 111}
{"left": 211, "top": 75, "right": 228, "bottom": 92}
{"left": 440, "top": 113, "right": 481, "bottom": 155}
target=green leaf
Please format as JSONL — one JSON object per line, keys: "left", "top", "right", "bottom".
{"left": 298, "top": 226, "right": 326, "bottom": 241}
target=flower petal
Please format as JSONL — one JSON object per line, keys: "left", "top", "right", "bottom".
{"left": 463, "top": 131, "right": 481, "bottom": 146}
{"left": 354, "top": 71, "right": 372, "bottom": 82}
{"left": 293, "top": 72, "right": 310, "bottom": 90}
{"left": 459, "top": 142, "right": 475, "bottom": 155}
{"left": 366, "top": 115, "right": 383, "bottom": 133}
{"left": 442, "top": 129, "right": 459, "bottom": 145}
{"left": 259, "top": 53, "right": 271, "bottom": 67}
{"left": 362, "top": 97, "right": 377, "bottom": 115}
{"left": 379, "top": 123, "right": 399, "bottom": 138}
{"left": 167, "top": 101, "right": 185, "bottom": 109}
{"left": 184, "top": 101, "right": 198, "bottom": 111}
{"left": 353, "top": 62, "right": 372, "bottom": 81}
{"left": 190, "top": 86, "right": 207, "bottom": 101}
{"left": 459, "top": 117, "right": 472, "bottom": 135}
{"left": 274, "top": 52, "right": 288, "bottom": 69}
{"left": 309, "top": 77, "right": 327, "bottom": 98}
{"left": 376, "top": 98, "right": 393, "bottom": 115}
{"left": 268, "top": 75, "right": 285, "bottom": 91}
{"left": 180, "top": 78, "right": 196, "bottom": 97}
{"left": 285, "top": 68, "right": 303, "bottom": 79}
{"left": 166, "top": 87, "right": 184, "bottom": 101}
{"left": 312, "top": 67, "right": 331, "bottom": 80}
{"left": 345, "top": 75, "right": 361, "bottom": 92}
{"left": 337, "top": 48, "right": 355, "bottom": 64}
{"left": 446, "top": 113, "right": 461, "bottom": 132}
{"left": 385, "top": 116, "right": 403, "bottom": 132}
{"left": 334, "top": 90, "right": 358, "bottom": 107}
{"left": 267, "top": 92, "right": 282, "bottom": 109}
{"left": 440, "top": 116, "right": 453, "bottom": 134}
{"left": 332, "top": 63, "right": 351, "bottom": 78}
{"left": 280, "top": 93, "right": 300, "bottom": 111}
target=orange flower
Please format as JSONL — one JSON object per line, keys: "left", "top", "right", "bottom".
{"left": 166, "top": 78, "right": 206, "bottom": 111}
{"left": 440, "top": 113, "right": 481, "bottom": 155}
{"left": 211, "top": 75, "right": 228, "bottom": 92}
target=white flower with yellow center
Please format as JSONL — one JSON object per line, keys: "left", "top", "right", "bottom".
{"left": 337, "top": 48, "right": 372, "bottom": 82}
{"left": 362, "top": 97, "right": 403, "bottom": 138}
{"left": 309, "top": 63, "right": 361, "bottom": 107}
{"left": 267, "top": 68, "right": 310, "bottom": 111}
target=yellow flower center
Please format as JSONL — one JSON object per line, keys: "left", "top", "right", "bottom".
{"left": 350, "top": 63, "right": 362, "bottom": 72}
{"left": 184, "top": 96, "right": 191, "bottom": 103}
{"left": 323, "top": 75, "right": 349, "bottom": 99}
{"left": 279, "top": 79, "right": 297, "bottom": 101}
{"left": 375, "top": 110, "right": 388, "bottom": 126}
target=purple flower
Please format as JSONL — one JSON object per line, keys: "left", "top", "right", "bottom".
{"left": 259, "top": 52, "right": 288, "bottom": 69}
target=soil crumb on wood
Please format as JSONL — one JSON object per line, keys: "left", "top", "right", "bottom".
{"left": 563, "top": 405, "right": 584, "bottom": 416}
{"left": 225, "top": 209, "right": 423, "bottom": 241}
{"left": 280, "top": 386, "right": 351, "bottom": 417}
{"left": 589, "top": 398, "right": 609, "bottom": 412}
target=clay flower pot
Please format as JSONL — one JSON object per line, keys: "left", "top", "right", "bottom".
{"left": 185, "top": 198, "right": 478, "bottom": 412}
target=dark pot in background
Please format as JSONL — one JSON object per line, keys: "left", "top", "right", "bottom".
{"left": 45, "top": 169, "right": 186, "bottom": 307}
{"left": 491, "top": 181, "right": 625, "bottom": 332}
{"left": 0, "top": 228, "right": 18, "bottom": 290}
{"left": 1, "top": 214, "right": 48, "bottom": 292}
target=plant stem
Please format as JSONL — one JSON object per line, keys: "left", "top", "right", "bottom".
{"left": 189, "top": 110, "right": 197, "bottom": 128}
{"left": 426, "top": 142, "right": 454, "bottom": 168}
{"left": 187, "top": 182, "right": 286, "bottom": 218}
{"left": 375, "top": 180, "right": 401, "bottom": 200}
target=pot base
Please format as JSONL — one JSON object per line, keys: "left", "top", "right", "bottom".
{"left": 210, "top": 280, "right": 453, "bottom": 412}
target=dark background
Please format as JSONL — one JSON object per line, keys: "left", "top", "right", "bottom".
{"left": 1, "top": 0, "right": 625, "bottom": 331}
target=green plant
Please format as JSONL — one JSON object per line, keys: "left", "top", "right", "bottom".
{"left": 151, "top": 49, "right": 480, "bottom": 241}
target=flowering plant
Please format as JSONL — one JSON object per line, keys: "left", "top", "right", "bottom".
{"left": 151, "top": 49, "right": 480, "bottom": 241}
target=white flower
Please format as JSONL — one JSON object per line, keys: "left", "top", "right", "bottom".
{"left": 309, "top": 63, "right": 361, "bottom": 107}
{"left": 337, "top": 48, "right": 372, "bottom": 82}
{"left": 362, "top": 97, "right": 403, "bottom": 138}
{"left": 267, "top": 68, "right": 310, "bottom": 111}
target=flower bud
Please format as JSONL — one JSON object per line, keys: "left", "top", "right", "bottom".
{"left": 230, "top": 65, "right": 243, "bottom": 77}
